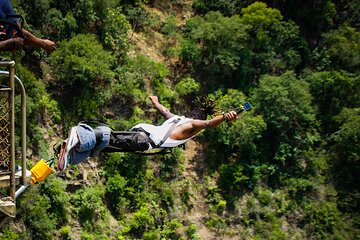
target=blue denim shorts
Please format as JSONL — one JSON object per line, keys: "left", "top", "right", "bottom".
{"left": 69, "top": 124, "right": 111, "bottom": 165}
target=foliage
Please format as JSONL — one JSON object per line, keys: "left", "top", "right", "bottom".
{"left": 264, "top": 0, "right": 336, "bottom": 41}
{"left": 48, "top": 34, "right": 115, "bottom": 121}
{"left": 304, "top": 201, "right": 342, "bottom": 239}
{"left": 161, "top": 15, "right": 178, "bottom": 37}
{"left": 49, "top": 34, "right": 114, "bottom": 86}
{"left": 0, "top": 228, "right": 23, "bottom": 240}
{"left": 180, "top": 3, "right": 307, "bottom": 91}
{"left": 187, "top": 224, "right": 201, "bottom": 240}
{"left": 105, "top": 173, "right": 130, "bottom": 215}
{"left": 174, "top": 77, "right": 200, "bottom": 96}
{"left": 181, "top": 11, "right": 248, "bottom": 88}
{"left": 319, "top": 26, "right": 360, "bottom": 72}
{"left": 73, "top": 0, "right": 99, "bottom": 33}
{"left": 253, "top": 72, "right": 318, "bottom": 164}
{"left": 332, "top": 108, "right": 360, "bottom": 165}
{"left": 331, "top": 108, "right": 360, "bottom": 212}
{"left": 193, "top": 0, "right": 245, "bottom": 16}
{"left": 303, "top": 70, "right": 360, "bottom": 132}
{"left": 43, "top": 9, "right": 77, "bottom": 41}
{"left": 285, "top": 177, "right": 314, "bottom": 201}
{"left": 3, "top": 0, "right": 360, "bottom": 238}
{"left": 241, "top": 2, "right": 283, "bottom": 26}
{"left": 71, "top": 185, "right": 108, "bottom": 230}
{"left": 39, "top": 176, "right": 70, "bottom": 222}
{"left": 102, "top": 7, "right": 131, "bottom": 58}
{"left": 178, "top": 37, "right": 201, "bottom": 64}
{"left": 16, "top": 0, "right": 51, "bottom": 29}
{"left": 113, "top": 55, "right": 171, "bottom": 106}
{"left": 334, "top": 0, "right": 360, "bottom": 29}
{"left": 213, "top": 88, "right": 247, "bottom": 112}
{"left": 125, "top": 5, "right": 160, "bottom": 33}
{"left": 192, "top": 90, "right": 267, "bottom": 210}
{"left": 10, "top": 63, "right": 61, "bottom": 157}
{"left": 17, "top": 187, "right": 57, "bottom": 240}
{"left": 59, "top": 226, "right": 71, "bottom": 239}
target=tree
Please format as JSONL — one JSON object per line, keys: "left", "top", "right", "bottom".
{"left": 240, "top": 2, "right": 307, "bottom": 76}
{"left": 192, "top": 0, "right": 246, "bottom": 16}
{"left": 181, "top": 11, "right": 249, "bottom": 89}
{"left": 331, "top": 108, "right": 360, "bottom": 212}
{"left": 43, "top": 9, "right": 77, "bottom": 41}
{"left": 102, "top": 7, "right": 131, "bottom": 58}
{"left": 180, "top": 2, "right": 307, "bottom": 91}
{"left": 332, "top": 0, "right": 360, "bottom": 29}
{"left": 174, "top": 77, "right": 200, "bottom": 96}
{"left": 48, "top": 34, "right": 115, "bottom": 121}
{"left": 303, "top": 70, "right": 360, "bottom": 133}
{"left": 203, "top": 89, "right": 266, "bottom": 197}
{"left": 267, "top": 0, "right": 336, "bottom": 42}
{"left": 110, "top": 54, "right": 174, "bottom": 115}
{"left": 18, "top": 187, "right": 57, "bottom": 240}
{"left": 73, "top": 0, "right": 98, "bottom": 33}
{"left": 253, "top": 72, "right": 319, "bottom": 180}
{"left": 319, "top": 26, "right": 360, "bottom": 73}
{"left": 16, "top": 0, "right": 52, "bottom": 29}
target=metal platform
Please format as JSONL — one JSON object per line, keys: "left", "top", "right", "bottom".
{"left": 0, "top": 168, "right": 32, "bottom": 188}
{"left": 0, "top": 61, "right": 30, "bottom": 222}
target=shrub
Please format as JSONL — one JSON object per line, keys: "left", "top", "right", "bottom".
{"left": 187, "top": 224, "right": 200, "bottom": 240}
{"left": 105, "top": 173, "right": 130, "bottom": 215}
{"left": 49, "top": 34, "right": 115, "bottom": 121}
{"left": 71, "top": 185, "right": 107, "bottom": 230}
{"left": 40, "top": 176, "right": 70, "bottom": 222}
{"left": 18, "top": 187, "right": 57, "bottom": 240}
{"left": 102, "top": 7, "right": 131, "bottom": 57}
{"left": 175, "top": 77, "right": 200, "bottom": 96}
{"left": 304, "top": 202, "right": 341, "bottom": 238}
{"left": 59, "top": 226, "right": 71, "bottom": 239}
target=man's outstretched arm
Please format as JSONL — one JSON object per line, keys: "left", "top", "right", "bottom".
{"left": 0, "top": 37, "right": 23, "bottom": 51}
{"left": 171, "top": 111, "right": 238, "bottom": 140}
{"left": 191, "top": 111, "right": 238, "bottom": 130}
{"left": 149, "top": 96, "right": 175, "bottom": 119}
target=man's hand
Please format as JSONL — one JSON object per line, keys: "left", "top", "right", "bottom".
{"left": 223, "top": 111, "right": 238, "bottom": 121}
{"left": 42, "top": 39, "right": 56, "bottom": 54}
{"left": 149, "top": 96, "right": 159, "bottom": 105}
{"left": 149, "top": 95, "right": 174, "bottom": 119}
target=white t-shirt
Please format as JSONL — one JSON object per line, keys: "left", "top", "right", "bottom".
{"left": 131, "top": 115, "right": 194, "bottom": 148}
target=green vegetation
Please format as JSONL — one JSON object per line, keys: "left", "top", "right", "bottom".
{"left": 1, "top": 0, "right": 360, "bottom": 239}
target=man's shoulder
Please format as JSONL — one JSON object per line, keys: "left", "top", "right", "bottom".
{"left": 171, "top": 115, "right": 194, "bottom": 122}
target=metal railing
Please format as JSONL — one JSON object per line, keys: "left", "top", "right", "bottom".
{"left": 0, "top": 61, "right": 28, "bottom": 216}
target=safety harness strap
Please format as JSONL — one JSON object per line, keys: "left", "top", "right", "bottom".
{"left": 157, "top": 118, "right": 181, "bottom": 148}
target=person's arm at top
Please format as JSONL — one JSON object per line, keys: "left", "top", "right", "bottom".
{"left": 22, "top": 29, "right": 56, "bottom": 54}
{"left": 1, "top": 0, "right": 56, "bottom": 54}
{"left": 149, "top": 95, "right": 175, "bottom": 119}
{"left": 0, "top": 37, "right": 23, "bottom": 51}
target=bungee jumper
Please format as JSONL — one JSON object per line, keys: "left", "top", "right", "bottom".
{"left": 0, "top": 0, "right": 56, "bottom": 52}
{"left": 56, "top": 96, "right": 252, "bottom": 171}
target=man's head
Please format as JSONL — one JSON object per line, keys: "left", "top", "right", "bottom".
{"left": 190, "top": 107, "right": 207, "bottom": 120}
{"left": 190, "top": 97, "right": 217, "bottom": 120}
